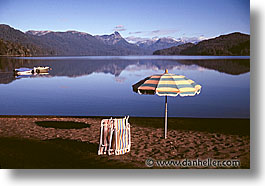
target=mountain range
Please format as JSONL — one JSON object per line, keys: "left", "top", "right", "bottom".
{"left": 153, "top": 32, "right": 250, "bottom": 56}
{"left": 135, "top": 37, "right": 184, "bottom": 53}
{"left": 0, "top": 24, "right": 186, "bottom": 56}
{"left": 0, "top": 24, "right": 250, "bottom": 56}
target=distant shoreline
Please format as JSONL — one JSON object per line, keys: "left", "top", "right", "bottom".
{"left": 1, "top": 55, "right": 250, "bottom": 60}
{"left": 1, "top": 54, "right": 251, "bottom": 57}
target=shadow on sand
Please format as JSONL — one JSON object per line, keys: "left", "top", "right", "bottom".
{"left": 0, "top": 137, "right": 135, "bottom": 169}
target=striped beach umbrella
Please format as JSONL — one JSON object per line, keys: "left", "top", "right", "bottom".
{"left": 132, "top": 69, "right": 201, "bottom": 139}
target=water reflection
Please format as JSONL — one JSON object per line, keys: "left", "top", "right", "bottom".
{"left": 0, "top": 57, "right": 249, "bottom": 84}
{"left": 15, "top": 73, "right": 50, "bottom": 80}
{"left": 0, "top": 56, "right": 250, "bottom": 118}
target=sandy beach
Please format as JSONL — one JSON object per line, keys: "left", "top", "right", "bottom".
{"left": 0, "top": 116, "right": 250, "bottom": 169}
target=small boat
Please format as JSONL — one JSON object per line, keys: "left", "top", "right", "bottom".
{"left": 13, "top": 68, "right": 34, "bottom": 75}
{"left": 14, "top": 66, "right": 51, "bottom": 75}
{"left": 34, "top": 66, "right": 50, "bottom": 73}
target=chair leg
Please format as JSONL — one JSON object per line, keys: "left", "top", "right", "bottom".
{"left": 98, "top": 121, "right": 104, "bottom": 155}
{"left": 127, "top": 126, "right": 131, "bottom": 152}
{"left": 108, "top": 128, "right": 114, "bottom": 155}
{"left": 115, "top": 127, "right": 118, "bottom": 155}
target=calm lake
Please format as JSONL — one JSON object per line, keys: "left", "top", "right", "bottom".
{"left": 0, "top": 56, "right": 250, "bottom": 118}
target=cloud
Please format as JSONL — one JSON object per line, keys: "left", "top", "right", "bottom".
{"left": 128, "top": 29, "right": 179, "bottom": 37}
{"left": 128, "top": 31, "right": 144, "bottom": 34}
{"left": 113, "top": 25, "right": 126, "bottom": 32}
{"left": 147, "top": 29, "right": 179, "bottom": 36}
{"left": 125, "top": 36, "right": 150, "bottom": 43}
{"left": 115, "top": 25, "right": 124, "bottom": 28}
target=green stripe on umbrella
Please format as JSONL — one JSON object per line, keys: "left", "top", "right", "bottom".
{"left": 132, "top": 69, "right": 202, "bottom": 139}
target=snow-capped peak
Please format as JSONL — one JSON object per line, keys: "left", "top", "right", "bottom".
{"left": 66, "top": 30, "right": 89, "bottom": 35}
{"left": 26, "top": 30, "right": 53, "bottom": 36}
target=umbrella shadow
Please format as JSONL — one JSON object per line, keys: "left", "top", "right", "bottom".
{"left": 35, "top": 121, "right": 91, "bottom": 129}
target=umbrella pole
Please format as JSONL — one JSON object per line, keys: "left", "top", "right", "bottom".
{"left": 165, "top": 96, "right": 168, "bottom": 139}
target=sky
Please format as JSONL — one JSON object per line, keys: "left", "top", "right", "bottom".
{"left": 0, "top": 0, "right": 250, "bottom": 42}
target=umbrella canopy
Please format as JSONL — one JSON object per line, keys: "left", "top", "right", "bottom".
{"left": 132, "top": 69, "right": 201, "bottom": 139}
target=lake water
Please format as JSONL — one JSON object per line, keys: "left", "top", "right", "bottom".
{"left": 0, "top": 56, "right": 250, "bottom": 118}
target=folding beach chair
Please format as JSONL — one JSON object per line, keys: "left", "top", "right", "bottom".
{"left": 98, "top": 118, "right": 113, "bottom": 155}
{"left": 98, "top": 116, "right": 131, "bottom": 155}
